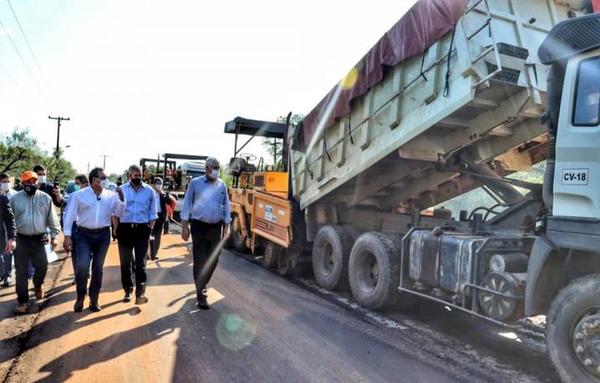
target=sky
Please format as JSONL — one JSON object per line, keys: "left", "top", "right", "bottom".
{"left": 0, "top": 0, "right": 417, "bottom": 176}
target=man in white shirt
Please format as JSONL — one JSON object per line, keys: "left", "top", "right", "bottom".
{"left": 63, "top": 168, "right": 123, "bottom": 313}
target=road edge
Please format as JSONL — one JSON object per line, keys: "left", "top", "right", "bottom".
{"left": 2, "top": 249, "right": 70, "bottom": 383}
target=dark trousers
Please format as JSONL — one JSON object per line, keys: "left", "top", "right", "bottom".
{"left": 70, "top": 222, "right": 78, "bottom": 275}
{"left": 190, "top": 220, "right": 223, "bottom": 298}
{"left": 14, "top": 234, "right": 48, "bottom": 304}
{"left": 1, "top": 251, "right": 12, "bottom": 279}
{"left": 75, "top": 227, "right": 111, "bottom": 301}
{"left": 149, "top": 214, "right": 165, "bottom": 259}
{"left": 117, "top": 223, "right": 151, "bottom": 297}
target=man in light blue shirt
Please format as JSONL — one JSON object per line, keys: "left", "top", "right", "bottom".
{"left": 181, "top": 157, "right": 231, "bottom": 309}
{"left": 115, "top": 165, "right": 157, "bottom": 305}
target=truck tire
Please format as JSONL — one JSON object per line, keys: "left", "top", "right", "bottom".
{"left": 231, "top": 215, "right": 248, "bottom": 253}
{"left": 547, "top": 274, "right": 600, "bottom": 383}
{"left": 263, "top": 242, "right": 281, "bottom": 269}
{"left": 278, "top": 248, "right": 293, "bottom": 276}
{"left": 312, "top": 225, "right": 353, "bottom": 291}
{"left": 348, "top": 232, "right": 402, "bottom": 310}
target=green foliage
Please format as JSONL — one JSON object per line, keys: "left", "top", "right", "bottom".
{"left": 0, "top": 128, "right": 76, "bottom": 186}
{"left": 46, "top": 156, "right": 77, "bottom": 187}
{"left": 220, "top": 168, "right": 233, "bottom": 187}
{"left": 509, "top": 161, "right": 546, "bottom": 183}
{"left": 261, "top": 113, "right": 304, "bottom": 169}
{"left": 0, "top": 128, "right": 40, "bottom": 175}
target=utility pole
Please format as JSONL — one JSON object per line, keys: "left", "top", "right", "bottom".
{"left": 100, "top": 154, "right": 109, "bottom": 169}
{"left": 48, "top": 116, "right": 70, "bottom": 161}
{"left": 87, "top": 162, "right": 90, "bottom": 174}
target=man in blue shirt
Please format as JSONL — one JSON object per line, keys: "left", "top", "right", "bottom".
{"left": 115, "top": 165, "right": 157, "bottom": 305}
{"left": 181, "top": 157, "right": 231, "bottom": 309}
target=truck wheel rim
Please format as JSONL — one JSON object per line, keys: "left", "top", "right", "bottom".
{"left": 358, "top": 251, "right": 378, "bottom": 293}
{"left": 572, "top": 310, "right": 600, "bottom": 377}
{"left": 319, "top": 242, "right": 334, "bottom": 276}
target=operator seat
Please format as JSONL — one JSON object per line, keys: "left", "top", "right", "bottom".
{"left": 229, "top": 157, "right": 257, "bottom": 177}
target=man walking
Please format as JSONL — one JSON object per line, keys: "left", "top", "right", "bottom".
{"left": 63, "top": 174, "right": 89, "bottom": 284}
{"left": 0, "top": 177, "right": 16, "bottom": 288}
{"left": 63, "top": 168, "right": 123, "bottom": 312}
{"left": 181, "top": 157, "right": 231, "bottom": 310}
{"left": 149, "top": 177, "right": 175, "bottom": 261}
{"left": 116, "top": 165, "right": 157, "bottom": 304}
{"left": 11, "top": 171, "right": 60, "bottom": 314}
{"left": 33, "top": 165, "right": 62, "bottom": 207}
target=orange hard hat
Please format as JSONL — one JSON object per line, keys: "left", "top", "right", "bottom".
{"left": 20, "top": 171, "right": 38, "bottom": 183}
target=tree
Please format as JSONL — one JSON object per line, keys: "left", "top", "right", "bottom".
{"left": 0, "top": 127, "right": 76, "bottom": 186}
{"left": 261, "top": 113, "right": 304, "bottom": 169}
{"left": 0, "top": 128, "right": 40, "bottom": 174}
{"left": 45, "top": 156, "right": 77, "bottom": 186}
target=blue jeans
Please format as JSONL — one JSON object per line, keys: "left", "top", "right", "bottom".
{"left": 75, "top": 227, "right": 111, "bottom": 301}
{"left": 0, "top": 252, "right": 12, "bottom": 279}
{"left": 69, "top": 222, "right": 78, "bottom": 275}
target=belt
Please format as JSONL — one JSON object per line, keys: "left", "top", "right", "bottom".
{"left": 78, "top": 226, "right": 110, "bottom": 233}
{"left": 120, "top": 223, "right": 149, "bottom": 228}
{"left": 17, "top": 233, "right": 45, "bottom": 239}
{"left": 191, "top": 219, "right": 222, "bottom": 226}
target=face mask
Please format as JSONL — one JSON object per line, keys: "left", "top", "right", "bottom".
{"left": 73, "top": 184, "right": 81, "bottom": 192}
{"left": 24, "top": 184, "right": 37, "bottom": 196}
{"left": 37, "top": 176, "right": 47, "bottom": 185}
{"left": 155, "top": 184, "right": 163, "bottom": 190}
{"left": 100, "top": 179, "right": 111, "bottom": 189}
{"left": 210, "top": 169, "right": 219, "bottom": 179}
{"left": 1, "top": 183, "right": 10, "bottom": 192}
{"left": 131, "top": 178, "right": 142, "bottom": 186}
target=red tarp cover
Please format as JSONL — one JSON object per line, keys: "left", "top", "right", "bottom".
{"left": 297, "top": 0, "right": 469, "bottom": 151}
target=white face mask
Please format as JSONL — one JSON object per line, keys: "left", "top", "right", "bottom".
{"left": 1, "top": 183, "right": 10, "bottom": 192}
{"left": 155, "top": 184, "right": 163, "bottom": 190}
{"left": 210, "top": 169, "right": 219, "bottom": 179}
{"left": 37, "top": 175, "right": 47, "bottom": 185}
{"left": 100, "top": 179, "right": 111, "bottom": 189}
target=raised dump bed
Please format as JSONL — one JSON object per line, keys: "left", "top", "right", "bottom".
{"left": 289, "top": 0, "right": 582, "bottom": 214}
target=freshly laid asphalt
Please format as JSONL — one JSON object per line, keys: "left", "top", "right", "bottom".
{"left": 0, "top": 234, "right": 558, "bottom": 382}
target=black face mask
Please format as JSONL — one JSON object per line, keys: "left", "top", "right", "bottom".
{"left": 24, "top": 184, "right": 37, "bottom": 196}
{"left": 131, "top": 178, "right": 142, "bottom": 186}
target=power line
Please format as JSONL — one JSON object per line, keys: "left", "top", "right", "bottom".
{"left": 0, "top": 15, "right": 44, "bottom": 95}
{"left": 5, "top": 0, "right": 48, "bottom": 86}
{"left": 0, "top": 60, "right": 19, "bottom": 87}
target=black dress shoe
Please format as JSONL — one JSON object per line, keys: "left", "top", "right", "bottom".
{"left": 89, "top": 301, "right": 102, "bottom": 312}
{"left": 123, "top": 292, "right": 132, "bottom": 303}
{"left": 74, "top": 296, "right": 84, "bottom": 312}
{"left": 135, "top": 295, "right": 148, "bottom": 305}
{"left": 150, "top": 256, "right": 159, "bottom": 261}
{"left": 197, "top": 296, "right": 209, "bottom": 310}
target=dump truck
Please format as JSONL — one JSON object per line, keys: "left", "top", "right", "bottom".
{"left": 226, "top": 0, "right": 600, "bottom": 380}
